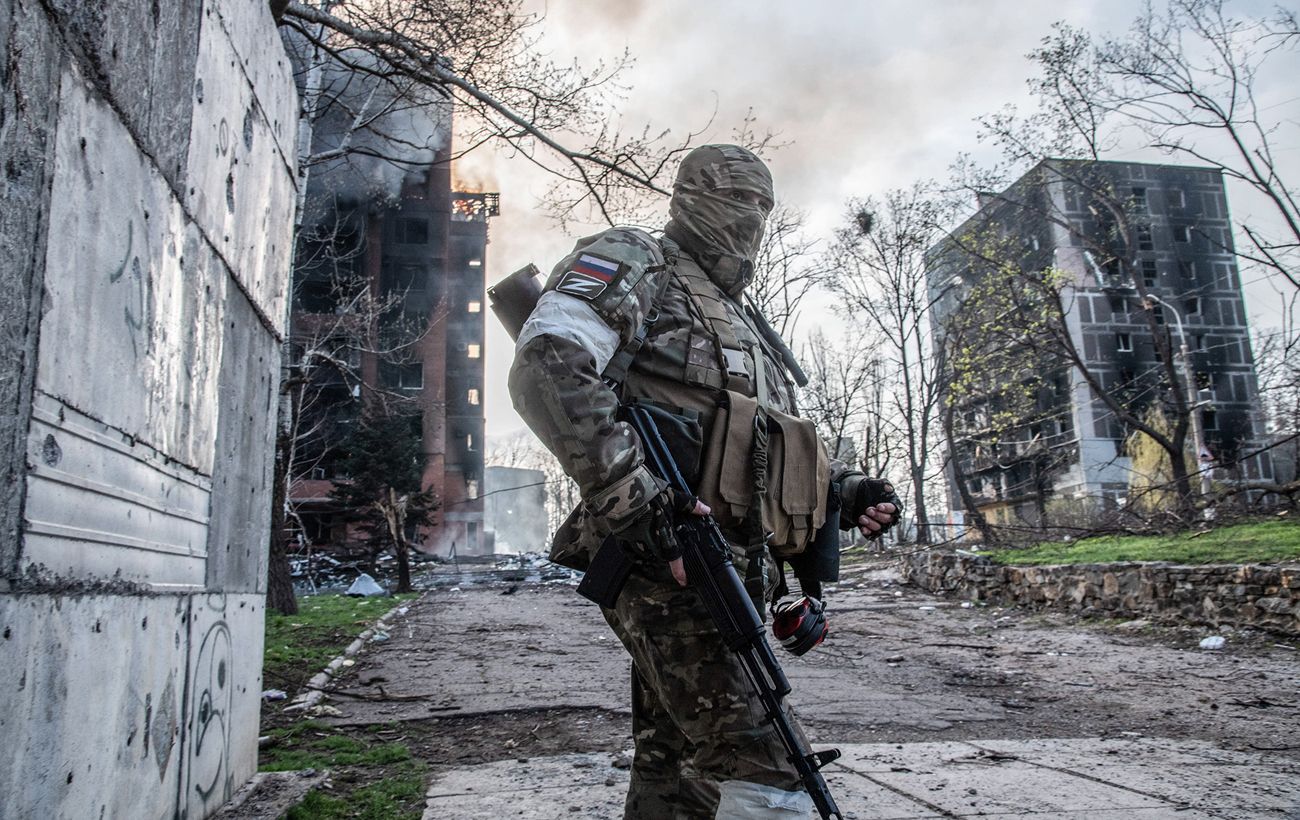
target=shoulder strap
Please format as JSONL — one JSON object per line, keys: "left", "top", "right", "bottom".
{"left": 601, "top": 264, "right": 671, "bottom": 387}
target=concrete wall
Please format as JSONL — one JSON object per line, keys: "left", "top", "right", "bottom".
{"left": 0, "top": 1, "right": 295, "bottom": 817}
{"left": 902, "top": 551, "right": 1300, "bottom": 634}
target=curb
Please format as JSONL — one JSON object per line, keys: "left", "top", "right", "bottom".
{"left": 282, "top": 593, "right": 423, "bottom": 714}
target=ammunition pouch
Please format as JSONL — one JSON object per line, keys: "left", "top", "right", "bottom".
{"left": 697, "top": 390, "right": 829, "bottom": 557}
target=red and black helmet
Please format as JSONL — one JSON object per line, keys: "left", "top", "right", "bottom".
{"left": 771, "top": 596, "right": 828, "bottom": 656}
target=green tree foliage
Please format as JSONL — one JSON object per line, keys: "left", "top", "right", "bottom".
{"left": 937, "top": 226, "right": 1076, "bottom": 537}
{"left": 331, "top": 410, "right": 439, "bottom": 593}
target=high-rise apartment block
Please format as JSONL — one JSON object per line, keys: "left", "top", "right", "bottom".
{"left": 288, "top": 140, "right": 497, "bottom": 558}
{"left": 928, "top": 159, "right": 1272, "bottom": 529}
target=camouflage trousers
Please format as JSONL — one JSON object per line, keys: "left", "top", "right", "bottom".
{"left": 602, "top": 556, "right": 807, "bottom": 819}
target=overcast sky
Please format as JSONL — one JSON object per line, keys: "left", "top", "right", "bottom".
{"left": 456, "top": 0, "right": 1299, "bottom": 441}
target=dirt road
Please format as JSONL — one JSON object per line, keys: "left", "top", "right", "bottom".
{"left": 308, "top": 558, "right": 1300, "bottom": 816}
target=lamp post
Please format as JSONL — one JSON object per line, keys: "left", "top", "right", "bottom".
{"left": 1142, "top": 294, "right": 1214, "bottom": 501}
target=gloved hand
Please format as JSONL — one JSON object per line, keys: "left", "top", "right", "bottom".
{"left": 839, "top": 474, "right": 903, "bottom": 539}
{"left": 612, "top": 486, "right": 701, "bottom": 563}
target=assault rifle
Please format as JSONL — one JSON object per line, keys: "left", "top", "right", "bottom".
{"left": 578, "top": 402, "right": 844, "bottom": 819}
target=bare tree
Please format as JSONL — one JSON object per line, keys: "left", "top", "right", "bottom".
{"left": 822, "top": 185, "right": 953, "bottom": 543}
{"left": 278, "top": 0, "right": 708, "bottom": 227}
{"left": 797, "top": 329, "right": 886, "bottom": 466}
{"left": 747, "top": 203, "right": 827, "bottom": 337}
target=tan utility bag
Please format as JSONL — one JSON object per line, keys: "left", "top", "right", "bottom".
{"left": 697, "top": 390, "right": 829, "bottom": 557}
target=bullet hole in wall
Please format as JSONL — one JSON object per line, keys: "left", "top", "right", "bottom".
{"left": 66, "top": 771, "right": 73, "bottom": 784}
{"left": 42, "top": 435, "right": 61, "bottom": 467}
{"left": 141, "top": 617, "right": 148, "bottom": 630}
{"left": 3, "top": 627, "right": 10, "bottom": 639}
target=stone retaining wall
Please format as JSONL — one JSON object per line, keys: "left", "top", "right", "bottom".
{"left": 899, "top": 551, "right": 1300, "bottom": 634}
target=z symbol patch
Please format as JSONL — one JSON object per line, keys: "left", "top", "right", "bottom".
{"left": 555, "top": 253, "right": 621, "bottom": 300}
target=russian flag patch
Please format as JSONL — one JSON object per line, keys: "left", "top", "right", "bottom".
{"left": 556, "top": 253, "right": 622, "bottom": 300}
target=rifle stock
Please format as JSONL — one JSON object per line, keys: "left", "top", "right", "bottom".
{"left": 579, "top": 402, "right": 844, "bottom": 819}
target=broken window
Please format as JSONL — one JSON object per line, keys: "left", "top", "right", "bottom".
{"left": 397, "top": 217, "right": 429, "bottom": 245}
{"left": 1141, "top": 259, "right": 1157, "bottom": 287}
{"left": 383, "top": 264, "right": 427, "bottom": 294}
{"left": 1131, "top": 187, "right": 1148, "bottom": 212}
{"left": 1136, "top": 224, "right": 1154, "bottom": 251}
{"left": 381, "top": 361, "right": 423, "bottom": 390}
{"left": 1203, "top": 410, "right": 1218, "bottom": 431}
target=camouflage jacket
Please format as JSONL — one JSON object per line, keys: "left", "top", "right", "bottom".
{"left": 508, "top": 227, "right": 836, "bottom": 570}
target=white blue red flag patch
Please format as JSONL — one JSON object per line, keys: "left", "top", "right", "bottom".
{"left": 555, "top": 253, "right": 621, "bottom": 300}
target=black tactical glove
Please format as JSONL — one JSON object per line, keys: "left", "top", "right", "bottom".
{"left": 839, "top": 474, "right": 903, "bottom": 538}
{"left": 613, "top": 487, "right": 699, "bottom": 563}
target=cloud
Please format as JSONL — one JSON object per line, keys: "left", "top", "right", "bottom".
{"left": 480, "top": 0, "right": 1299, "bottom": 436}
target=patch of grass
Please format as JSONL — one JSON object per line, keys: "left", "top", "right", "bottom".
{"left": 262, "top": 597, "right": 427, "bottom": 818}
{"left": 262, "top": 723, "right": 428, "bottom": 818}
{"left": 263, "top": 593, "right": 417, "bottom": 694}
{"left": 260, "top": 730, "right": 412, "bottom": 772}
{"left": 283, "top": 760, "right": 428, "bottom": 820}
{"left": 987, "top": 518, "right": 1300, "bottom": 566}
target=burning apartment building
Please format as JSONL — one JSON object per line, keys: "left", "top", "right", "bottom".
{"left": 284, "top": 51, "right": 496, "bottom": 560}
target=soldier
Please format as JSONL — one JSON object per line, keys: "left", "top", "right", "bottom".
{"left": 509, "top": 144, "right": 900, "bottom": 819}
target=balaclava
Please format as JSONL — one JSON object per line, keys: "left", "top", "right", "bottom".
{"left": 664, "top": 144, "right": 774, "bottom": 297}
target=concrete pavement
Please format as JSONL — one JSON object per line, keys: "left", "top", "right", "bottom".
{"left": 303, "top": 563, "right": 1299, "bottom": 819}
{"left": 424, "top": 735, "right": 1300, "bottom": 819}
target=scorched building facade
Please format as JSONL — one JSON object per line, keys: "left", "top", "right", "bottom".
{"left": 288, "top": 142, "right": 497, "bottom": 559}
{"left": 928, "top": 159, "right": 1272, "bottom": 531}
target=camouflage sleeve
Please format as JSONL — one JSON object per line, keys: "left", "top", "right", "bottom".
{"left": 509, "top": 334, "right": 662, "bottom": 529}
{"left": 507, "top": 228, "right": 669, "bottom": 530}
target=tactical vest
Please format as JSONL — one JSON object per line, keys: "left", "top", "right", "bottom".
{"left": 607, "top": 237, "right": 830, "bottom": 558}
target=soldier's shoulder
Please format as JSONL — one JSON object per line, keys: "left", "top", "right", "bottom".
{"left": 544, "top": 227, "right": 667, "bottom": 315}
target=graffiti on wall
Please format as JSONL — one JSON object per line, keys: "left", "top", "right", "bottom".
{"left": 107, "top": 220, "right": 154, "bottom": 360}
{"left": 184, "top": 595, "right": 234, "bottom": 815}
